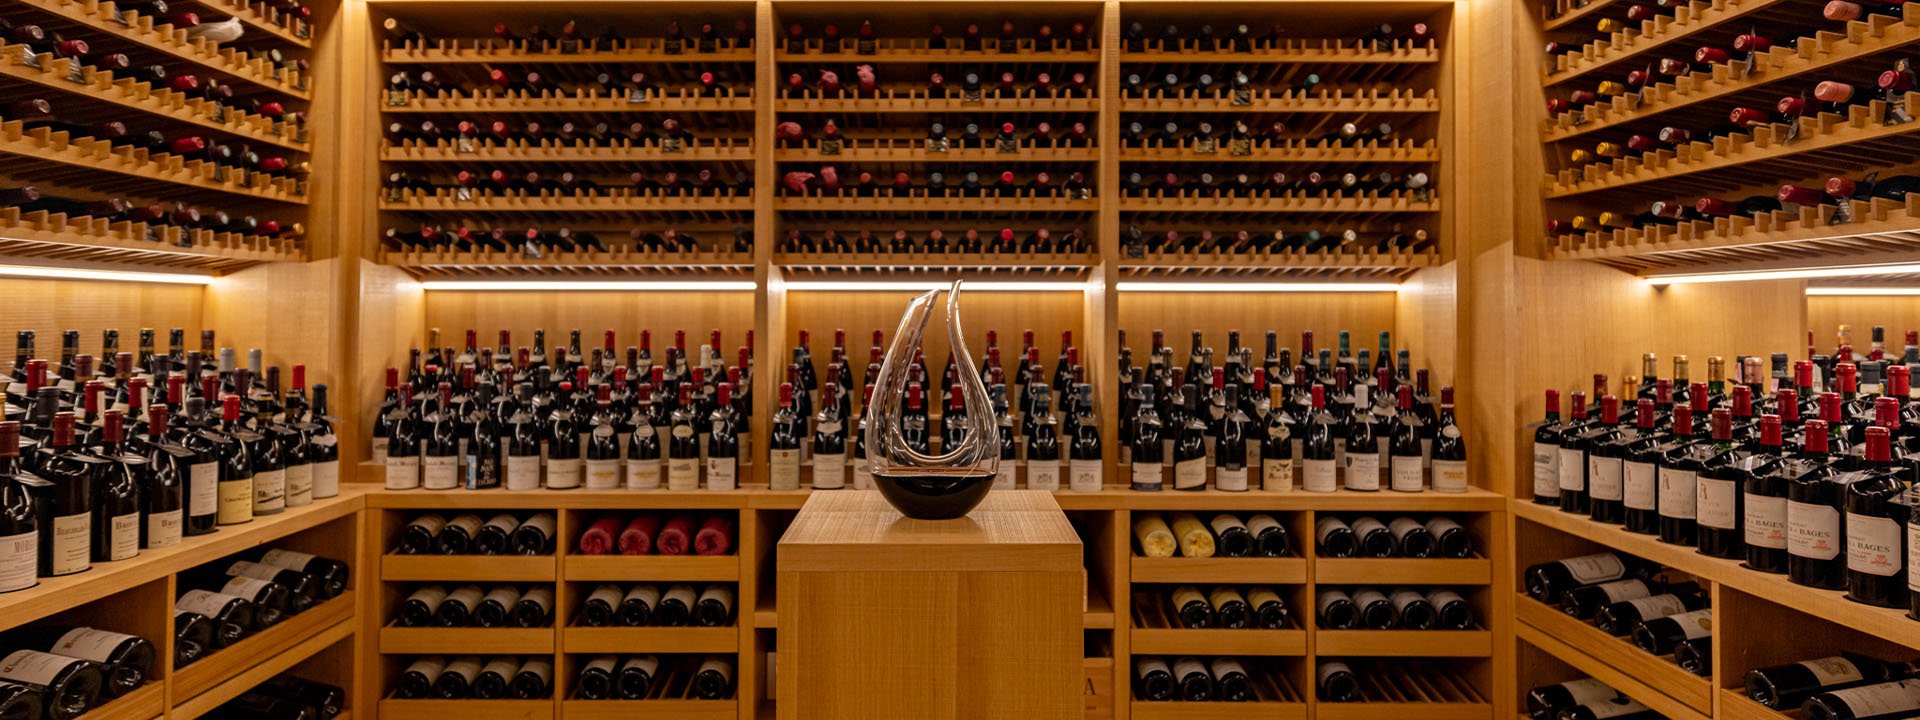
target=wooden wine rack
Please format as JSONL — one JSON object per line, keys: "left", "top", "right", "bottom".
{"left": 8, "top": 0, "right": 312, "bottom": 97}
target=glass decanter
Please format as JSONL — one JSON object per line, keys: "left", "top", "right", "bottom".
{"left": 865, "top": 281, "right": 1001, "bottom": 519}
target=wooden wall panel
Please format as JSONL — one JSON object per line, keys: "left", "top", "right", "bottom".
{"left": 423, "top": 289, "right": 759, "bottom": 363}
{"left": 205, "top": 259, "right": 348, "bottom": 383}
{"left": 0, "top": 278, "right": 203, "bottom": 363}
{"left": 783, "top": 290, "right": 1089, "bottom": 388}
{"left": 353, "top": 261, "right": 425, "bottom": 468}
{"left": 1807, "top": 296, "right": 1920, "bottom": 348}
{"left": 1397, "top": 263, "right": 1460, "bottom": 385}
{"left": 1116, "top": 292, "right": 1398, "bottom": 374}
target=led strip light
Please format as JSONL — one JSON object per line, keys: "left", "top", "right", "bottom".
{"left": 0, "top": 264, "right": 214, "bottom": 285}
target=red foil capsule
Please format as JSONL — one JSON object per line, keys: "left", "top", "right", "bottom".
{"left": 1729, "top": 106, "right": 1770, "bottom": 127}
{"left": 1825, "top": 176, "right": 1858, "bottom": 198}
{"left": 1693, "top": 46, "right": 1729, "bottom": 64}
{"left": 1732, "top": 34, "right": 1770, "bottom": 53}
{"left": 1778, "top": 184, "right": 1824, "bottom": 205}
{"left": 1695, "top": 197, "right": 1735, "bottom": 216}
{"left": 1776, "top": 96, "right": 1808, "bottom": 116}
{"left": 1879, "top": 69, "right": 1914, "bottom": 92}
{"left": 1814, "top": 81, "right": 1859, "bottom": 103}
{"left": 1626, "top": 134, "right": 1659, "bottom": 152}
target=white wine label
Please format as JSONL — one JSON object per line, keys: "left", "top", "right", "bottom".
{"left": 311, "top": 460, "right": 340, "bottom": 499}
{"left": 1800, "top": 657, "right": 1867, "bottom": 687}
{"left": 626, "top": 458, "right": 662, "bottom": 490}
{"left": 622, "top": 654, "right": 660, "bottom": 676}
{"left": 0, "top": 650, "right": 80, "bottom": 687}
{"left": 1172, "top": 458, "right": 1206, "bottom": 490}
{"left": 1130, "top": 462, "right": 1162, "bottom": 491}
{"left": 50, "top": 512, "right": 88, "bottom": 575}
{"left": 1587, "top": 696, "right": 1654, "bottom": 719}
{"left": 1344, "top": 452, "right": 1381, "bottom": 491}
{"left": 1390, "top": 456, "right": 1424, "bottom": 492}
{"left": 1262, "top": 458, "right": 1292, "bottom": 491}
{"left": 665, "top": 457, "right": 698, "bottom": 490}
{"left": 260, "top": 549, "right": 316, "bottom": 571}
{"left": 1173, "top": 656, "right": 1208, "bottom": 680}
{"left": 1822, "top": 679, "right": 1920, "bottom": 716}
{"left": 443, "top": 657, "right": 481, "bottom": 680}
{"left": 1669, "top": 608, "right": 1713, "bottom": 639}
{"left": 521, "top": 586, "right": 553, "bottom": 612}
{"left": 1789, "top": 500, "right": 1842, "bottom": 560}
{"left": 1029, "top": 460, "right": 1061, "bottom": 491}
{"left": 1744, "top": 494, "right": 1788, "bottom": 549}
{"left": 1069, "top": 459, "right": 1101, "bottom": 492}
{"left": 1847, "top": 513, "right": 1902, "bottom": 577}
{"left": 1215, "top": 465, "right": 1248, "bottom": 492}
{"left": 1588, "top": 457, "right": 1623, "bottom": 501}
{"left": 1171, "top": 585, "right": 1206, "bottom": 611}
{"left": 421, "top": 457, "right": 458, "bottom": 490}
{"left": 253, "top": 468, "right": 287, "bottom": 512}
{"left": 701, "top": 585, "right": 735, "bottom": 612}
{"left": 706, "top": 458, "right": 737, "bottom": 491}
{"left": 584, "top": 459, "right": 621, "bottom": 490}
{"left": 1533, "top": 442, "right": 1560, "bottom": 498}
{"left": 53, "top": 628, "right": 132, "bottom": 663}
{"left": 0, "top": 530, "right": 35, "bottom": 592}
{"left": 768, "top": 449, "right": 800, "bottom": 490}
{"left": 1563, "top": 553, "right": 1627, "bottom": 584}
{"left": 1431, "top": 459, "right": 1468, "bottom": 493}
{"left": 1558, "top": 678, "right": 1620, "bottom": 708}
{"left": 223, "top": 575, "right": 275, "bottom": 599}
{"left": 1558, "top": 447, "right": 1585, "bottom": 492}
{"left": 1624, "top": 594, "right": 1686, "bottom": 619}
{"left": 190, "top": 462, "right": 218, "bottom": 516}
{"left": 370, "top": 438, "right": 389, "bottom": 465}
{"left": 586, "top": 584, "right": 622, "bottom": 607}
{"left": 1622, "top": 461, "right": 1657, "bottom": 509}
{"left": 1318, "top": 661, "right": 1352, "bottom": 684}
{"left": 228, "top": 560, "right": 283, "bottom": 582}
{"left": 285, "top": 463, "right": 313, "bottom": 507}
{"left": 505, "top": 456, "right": 541, "bottom": 491}
{"left": 443, "top": 585, "right": 483, "bottom": 610}
{"left": 814, "top": 453, "right": 846, "bottom": 490}
{"left": 1658, "top": 468, "right": 1697, "bottom": 519}
{"left": 1696, "top": 477, "right": 1738, "bottom": 529}
{"left": 1302, "top": 459, "right": 1337, "bottom": 492}
{"left": 1910, "top": 522, "right": 1920, "bottom": 590}
{"left": 992, "top": 461, "right": 1015, "bottom": 490}
{"left": 217, "top": 480, "right": 253, "bottom": 525}
{"left": 109, "top": 512, "right": 138, "bottom": 561}
{"left": 1596, "top": 579, "right": 1651, "bottom": 603}
{"left": 481, "top": 657, "right": 520, "bottom": 678}
{"left": 385, "top": 455, "right": 420, "bottom": 490}
{"left": 546, "top": 457, "right": 582, "bottom": 489}
{"left": 176, "top": 589, "right": 240, "bottom": 618}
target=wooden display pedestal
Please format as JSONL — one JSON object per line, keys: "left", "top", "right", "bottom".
{"left": 776, "top": 490, "right": 1083, "bottom": 720}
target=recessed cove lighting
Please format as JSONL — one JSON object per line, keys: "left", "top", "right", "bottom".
{"left": 1805, "top": 286, "right": 1920, "bottom": 296}
{"left": 1646, "top": 263, "right": 1920, "bottom": 286}
{"left": 420, "top": 280, "right": 759, "bottom": 292}
{"left": 1115, "top": 281, "right": 1402, "bottom": 293}
{"left": 781, "top": 281, "right": 1089, "bottom": 292}
{"left": 0, "top": 264, "right": 214, "bottom": 285}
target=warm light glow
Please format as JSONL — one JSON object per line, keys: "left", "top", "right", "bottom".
{"left": 1806, "top": 286, "right": 1920, "bottom": 296}
{"left": 1116, "top": 281, "right": 1402, "bottom": 293}
{"left": 782, "top": 281, "right": 1089, "bottom": 292}
{"left": 0, "top": 264, "right": 213, "bottom": 285}
{"left": 1646, "top": 263, "right": 1920, "bottom": 286}
{"left": 420, "top": 280, "right": 758, "bottom": 292}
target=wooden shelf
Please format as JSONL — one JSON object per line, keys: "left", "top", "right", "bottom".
{"left": 1720, "top": 688, "right": 1797, "bottom": 720}
{"left": 774, "top": 40, "right": 1100, "bottom": 62}
{"left": 561, "top": 625, "right": 738, "bottom": 654}
{"left": 384, "top": 40, "right": 754, "bottom": 64}
{"left": 380, "top": 625, "right": 555, "bottom": 654}
{"left": 361, "top": 483, "right": 758, "bottom": 509}
{"left": 1515, "top": 595, "right": 1709, "bottom": 712}
{"left": 384, "top": 93, "right": 753, "bottom": 113}
{"left": 1122, "top": 89, "right": 1440, "bottom": 114}
{"left": 0, "top": 43, "right": 309, "bottom": 152}
{"left": 1123, "top": 42, "right": 1440, "bottom": 64}
{"left": 381, "top": 554, "right": 558, "bottom": 582}
{"left": 12, "top": 0, "right": 311, "bottom": 98}
{"left": 381, "top": 141, "right": 756, "bottom": 163}
{"left": 1315, "top": 630, "right": 1495, "bottom": 657}
{"left": 1542, "top": 11, "right": 1920, "bottom": 142}
{"left": 176, "top": 0, "right": 313, "bottom": 48}
{"left": 1543, "top": 0, "right": 1799, "bottom": 87}
{"left": 0, "top": 207, "right": 304, "bottom": 273}
{"left": 1131, "top": 628, "right": 1307, "bottom": 656}
{"left": 1315, "top": 558, "right": 1491, "bottom": 586}
{"left": 773, "top": 146, "right": 1100, "bottom": 163}
{"left": 1130, "top": 556, "right": 1308, "bottom": 585}
{"left": 0, "top": 488, "right": 360, "bottom": 631}
{"left": 379, "top": 699, "right": 554, "bottom": 719}
{"left": 1516, "top": 620, "right": 1711, "bottom": 720}
{"left": 72, "top": 680, "right": 163, "bottom": 720}
{"left": 774, "top": 252, "right": 1099, "bottom": 271}
{"left": 1119, "top": 249, "right": 1439, "bottom": 273}
{"left": 0, "top": 121, "right": 307, "bottom": 205}
{"left": 772, "top": 195, "right": 1097, "bottom": 212}
{"left": 1086, "top": 587, "right": 1115, "bottom": 629}
{"left": 171, "top": 596, "right": 356, "bottom": 716}
{"left": 1130, "top": 702, "right": 1308, "bottom": 720}
{"left": 1513, "top": 499, "right": 1920, "bottom": 652}
{"left": 1055, "top": 487, "right": 1505, "bottom": 512}
{"left": 383, "top": 249, "right": 755, "bottom": 279}
{"left": 380, "top": 192, "right": 754, "bottom": 213}
{"left": 563, "top": 555, "right": 740, "bottom": 582}
{"left": 1122, "top": 194, "right": 1441, "bottom": 214}
{"left": 1122, "top": 141, "right": 1439, "bottom": 163}
{"left": 559, "top": 699, "right": 736, "bottom": 720}
{"left": 1544, "top": 0, "right": 1630, "bottom": 31}
{"left": 1314, "top": 703, "right": 1491, "bottom": 720}
{"left": 776, "top": 96, "right": 1099, "bottom": 113}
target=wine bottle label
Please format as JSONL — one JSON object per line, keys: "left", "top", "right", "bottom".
{"left": 521, "top": 586, "right": 553, "bottom": 612}
{"left": 1428, "top": 589, "right": 1467, "bottom": 608}
{"left": 371, "top": 438, "right": 389, "bottom": 464}
{"left": 585, "top": 656, "right": 617, "bottom": 674}
{"left": 584, "top": 459, "right": 621, "bottom": 490}
{"left": 443, "top": 585, "right": 483, "bottom": 610}
{"left": 700, "top": 585, "right": 735, "bottom": 611}
{"left": 664, "top": 584, "right": 697, "bottom": 607}
{"left": 706, "top": 457, "right": 738, "bottom": 491}
{"left": 190, "top": 462, "right": 218, "bottom": 516}
{"left": 994, "top": 460, "right": 1017, "bottom": 490}
{"left": 1171, "top": 585, "right": 1206, "bottom": 611}
{"left": 852, "top": 462, "right": 874, "bottom": 490}
{"left": 385, "top": 455, "right": 420, "bottom": 490}
{"left": 1789, "top": 500, "right": 1842, "bottom": 560}
{"left": 1171, "top": 457, "right": 1206, "bottom": 490}
{"left": 444, "top": 513, "right": 482, "bottom": 541}
{"left": 217, "top": 479, "right": 252, "bottom": 525}
{"left": 52, "top": 628, "right": 134, "bottom": 664}
{"left": 767, "top": 450, "right": 800, "bottom": 491}
{"left": 1586, "top": 696, "right": 1654, "bottom": 718}
{"left": 1744, "top": 493, "right": 1788, "bottom": 549}
{"left": 625, "top": 584, "right": 661, "bottom": 607}
{"left": 1846, "top": 512, "right": 1902, "bottom": 576}
{"left": 1131, "top": 461, "right": 1163, "bottom": 491}
{"left": 585, "top": 584, "right": 622, "bottom": 609}
{"left": 1262, "top": 458, "right": 1292, "bottom": 491}
{"left": 1248, "top": 587, "right": 1282, "bottom": 608}
{"left": 1821, "top": 679, "right": 1920, "bottom": 716}
{"left": 1533, "top": 442, "right": 1561, "bottom": 498}
{"left": 176, "top": 589, "right": 241, "bottom": 617}
{"left": 546, "top": 457, "right": 582, "bottom": 489}
{"left": 1657, "top": 468, "right": 1697, "bottom": 520}
{"left": 1799, "top": 657, "right": 1867, "bottom": 687}
{"left": 1172, "top": 656, "right": 1207, "bottom": 680}
{"left": 405, "top": 586, "right": 449, "bottom": 612}
{"left": 1909, "top": 522, "right": 1920, "bottom": 590}
{"left": 505, "top": 456, "right": 540, "bottom": 491}
{"left": 222, "top": 575, "right": 276, "bottom": 600}
{"left": 1668, "top": 608, "right": 1713, "bottom": 639}
{"left": 1623, "top": 593, "right": 1686, "bottom": 619}
{"left": 1556, "top": 678, "right": 1619, "bottom": 707}
{"left": 1301, "top": 458, "right": 1337, "bottom": 492}
{"left": 813, "top": 453, "right": 846, "bottom": 490}
{"left": 1696, "top": 477, "right": 1738, "bottom": 529}
{"left": 1557, "top": 447, "right": 1585, "bottom": 492}
{"left": 1390, "top": 588, "right": 1427, "bottom": 610}
{"left": 1318, "top": 661, "right": 1352, "bottom": 684}
{"left": 1431, "top": 459, "right": 1467, "bottom": 493}
{"left": 421, "top": 457, "right": 458, "bottom": 490}
{"left": 481, "top": 657, "right": 520, "bottom": 678}
{"left": 1390, "top": 456, "right": 1424, "bottom": 492}
{"left": 1068, "top": 459, "right": 1101, "bottom": 492}
{"left": 109, "top": 511, "right": 138, "bottom": 561}
{"left": 621, "top": 655, "right": 660, "bottom": 675}
{"left": 404, "top": 657, "right": 447, "bottom": 677}
{"left": 1029, "top": 459, "right": 1061, "bottom": 491}
{"left": 1588, "top": 456, "right": 1623, "bottom": 501}
{"left": 1135, "top": 657, "right": 1170, "bottom": 678}
{"left": 1215, "top": 465, "right": 1248, "bottom": 492}
{"left": 666, "top": 457, "right": 698, "bottom": 490}
{"left": 1562, "top": 553, "right": 1627, "bottom": 584}
{"left": 254, "top": 468, "right": 287, "bottom": 512}
{"left": 51, "top": 512, "right": 88, "bottom": 575}
{"left": 443, "top": 656, "right": 480, "bottom": 681}
{"left": 285, "top": 463, "right": 313, "bottom": 507}
{"left": 1622, "top": 461, "right": 1656, "bottom": 509}
{"left": 0, "top": 530, "right": 35, "bottom": 592}
{"left": 626, "top": 458, "right": 662, "bottom": 490}
{"left": 1345, "top": 452, "right": 1381, "bottom": 491}
{"left": 1389, "top": 516, "right": 1425, "bottom": 543}
{"left": 260, "top": 548, "right": 317, "bottom": 571}
{"left": 311, "top": 460, "right": 340, "bottom": 499}
{"left": 1209, "top": 657, "right": 1247, "bottom": 679}
{"left": 0, "top": 649, "right": 82, "bottom": 687}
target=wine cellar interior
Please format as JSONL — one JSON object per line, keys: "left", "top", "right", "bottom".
{"left": 0, "top": 0, "right": 1913, "bottom": 717}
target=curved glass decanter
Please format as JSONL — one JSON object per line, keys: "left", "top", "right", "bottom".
{"left": 864, "top": 281, "right": 1001, "bottom": 519}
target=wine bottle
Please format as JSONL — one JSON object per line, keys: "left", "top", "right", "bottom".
{"left": 469, "top": 657, "right": 515, "bottom": 700}
{"left": 173, "top": 611, "right": 215, "bottom": 663}
{"left": 396, "top": 514, "right": 445, "bottom": 555}
{"left": 254, "top": 548, "right": 349, "bottom": 599}
{"left": 1173, "top": 656, "right": 1212, "bottom": 701}
{"left": 621, "top": 584, "right": 659, "bottom": 626}
{"left": 33, "top": 412, "right": 94, "bottom": 577}
{"left": 1350, "top": 516, "right": 1396, "bottom": 557}
{"left": 1843, "top": 426, "right": 1906, "bottom": 607}
{"left": 692, "top": 657, "right": 732, "bottom": 699}
{"left": 398, "top": 585, "right": 445, "bottom": 627}
{"left": 1248, "top": 586, "right": 1290, "bottom": 628}
{"left": 512, "top": 512, "right": 556, "bottom": 555}
{"left": 1558, "top": 577, "right": 1654, "bottom": 621}
{"left": 655, "top": 583, "right": 695, "bottom": 627}
{"left": 88, "top": 411, "right": 141, "bottom": 563}
{"left": 14, "top": 627, "right": 154, "bottom": 697}
{"left": 0, "top": 650, "right": 102, "bottom": 720}
{"left": 695, "top": 584, "right": 734, "bottom": 627}
{"left": 224, "top": 560, "right": 319, "bottom": 614}
{"left": 1391, "top": 589, "right": 1438, "bottom": 629}
{"left": 435, "top": 513, "right": 484, "bottom": 555}
{"left": 510, "top": 587, "right": 551, "bottom": 628}
{"left": 395, "top": 656, "right": 444, "bottom": 699}
{"left": 1524, "top": 552, "right": 1640, "bottom": 604}
{"left": 1171, "top": 585, "right": 1212, "bottom": 628}
{"left": 1746, "top": 654, "right": 1900, "bottom": 709}
{"left": 617, "top": 655, "right": 657, "bottom": 699}
{"left": 433, "top": 655, "right": 479, "bottom": 698}
{"left": 1316, "top": 516, "right": 1357, "bottom": 558}
{"left": 1301, "top": 384, "right": 1339, "bottom": 492}
{"left": 1135, "top": 657, "right": 1174, "bottom": 701}
{"left": 1429, "top": 589, "right": 1474, "bottom": 629}
{"left": 1803, "top": 678, "right": 1920, "bottom": 720}
{"left": 1534, "top": 389, "right": 1566, "bottom": 505}
{"left": 1318, "top": 661, "right": 1359, "bottom": 702}
{"left": 1317, "top": 588, "right": 1359, "bottom": 629}
{"left": 1353, "top": 588, "right": 1398, "bottom": 628}
{"left": 1694, "top": 408, "right": 1747, "bottom": 559}
{"left": 1389, "top": 516, "right": 1436, "bottom": 558}
{"left": 1559, "top": 695, "right": 1658, "bottom": 720}
{"left": 256, "top": 676, "right": 344, "bottom": 720}
{"left": 1790, "top": 417, "right": 1847, "bottom": 589}
{"left": 1211, "top": 514, "right": 1255, "bottom": 557}
{"left": 434, "top": 584, "right": 482, "bottom": 627}
{"left": 1594, "top": 588, "right": 1706, "bottom": 636}
{"left": 1528, "top": 678, "right": 1618, "bottom": 720}
{"left": 1631, "top": 607, "right": 1711, "bottom": 655}
{"left": 1246, "top": 513, "right": 1291, "bottom": 557}
{"left": 214, "top": 395, "right": 255, "bottom": 525}
{"left": 576, "top": 656, "right": 616, "bottom": 700}
{"left": 579, "top": 584, "right": 619, "bottom": 627}
{"left": 510, "top": 658, "right": 551, "bottom": 699}
{"left": 138, "top": 406, "right": 187, "bottom": 549}
{"left": 1210, "top": 587, "right": 1250, "bottom": 629}
{"left": 0, "top": 422, "right": 37, "bottom": 593}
